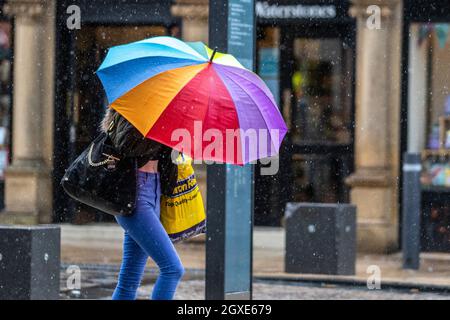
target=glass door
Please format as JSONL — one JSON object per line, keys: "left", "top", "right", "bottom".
{"left": 406, "top": 22, "right": 450, "bottom": 252}
{"left": 63, "top": 25, "right": 170, "bottom": 224}
{"left": 255, "top": 23, "right": 355, "bottom": 226}
{"left": 286, "top": 33, "right": 354, "bottom": 204}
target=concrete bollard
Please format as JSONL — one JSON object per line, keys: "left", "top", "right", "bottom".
{"left": 285, "top": 203, "right": 356, "bottom": 275}
{"left": 0, "top": 225, "right": 60, "bottom": 300}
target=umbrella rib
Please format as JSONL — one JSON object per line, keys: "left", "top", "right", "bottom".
{"left": 216, "top": 65, "right": 278, "bottom": 107}
{"left": 201, "top": 66, "right": 222, "bottom": 148}
{"left": 218, "top": 66, "right": 283, "bottom": 123}
{"left": 215, "top": 68, "right": 281, "bottom": 153}
{"left": 97, "top": 56, "right": 203, "bottom": 74}
{"left": 99, "top": 41, "right": 206, "bottom": 70}
{"left": 138, "top": 39, "right": 207, "bottom": 61}
{"left": 145, "top": 64, "right": 209, "bottom": 139}
{"left": 197, "top": 65, "right": 242, "bottom": 164}
{"left": 100, "top": 58, "right": 205, "bottom": 105}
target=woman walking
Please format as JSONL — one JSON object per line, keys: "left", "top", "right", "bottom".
{"left": 101, "top": 108, "right": 184, "bottom": 300}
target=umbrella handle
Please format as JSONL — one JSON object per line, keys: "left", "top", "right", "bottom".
{"left": 209, "top": 47, "right": 218, "bottom": 63}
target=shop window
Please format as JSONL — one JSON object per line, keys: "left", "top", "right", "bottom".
{"left": 291, "top": 38, "right": 352, "bottom": 145}
{"left": 0, "top": 20, "right": 11, "bottom": 210}
{"left": 255, "top": 24, "right": 355, "bottom": 225}
{"left": 288, "top": 36, "right": 354, "bottom": 204}
{"left": 257, "top": 26, "right": 280, "bottom": 104}
{"left": 408, "top": 22, "right": 450, "bottom": 251}
{"left": 254, "top": 26, "right": 282, "bottom": 226}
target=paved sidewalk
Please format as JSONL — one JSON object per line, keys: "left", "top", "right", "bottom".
{"left": 139, "top": 280, "right": 450, "bottom": 300}
{"left": 61, "top": 223, "right": 450, "bottom": 289}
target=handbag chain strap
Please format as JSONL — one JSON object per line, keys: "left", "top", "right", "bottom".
{"left": 88, "top": 113, "right": 121, "bottom": 167}
{"left": 88, "top": 142, "right": 121, "bottom": 167}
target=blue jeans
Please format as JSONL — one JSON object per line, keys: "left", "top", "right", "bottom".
{"left": 112, "top": 171, "right": 185, "bottom": 300}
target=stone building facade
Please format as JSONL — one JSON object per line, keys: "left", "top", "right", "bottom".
{"left": 1, "top": 0, "right": 55, "bottom": 224}
{"left": 171, "top": 0, "right": 404, "bottom": 253}
{"left": 1, "top": 0, "right": 449, "bottom": 254}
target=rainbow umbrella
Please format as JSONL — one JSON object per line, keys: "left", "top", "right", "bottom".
{"left": 96, "top": 36, "right": 287, "bottom": 165}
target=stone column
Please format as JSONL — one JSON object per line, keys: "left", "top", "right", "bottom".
{"left": 0, "top": 0, "right": 55, "bottom": 224}
{"left": 346, "top": 0, "right": 403, "bottom": 253}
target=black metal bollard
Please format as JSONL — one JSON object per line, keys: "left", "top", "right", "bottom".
{"left": 402, "top": 153, "right": 422, "bottom": 270}
{"left": 284, "top": 203, "right": 356, "bottom": 275}
{"left": 0, "top": 225, "right": 60, "bottom": 300}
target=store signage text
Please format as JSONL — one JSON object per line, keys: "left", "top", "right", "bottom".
{"left": 256, "top": 1, "right": 337, "bottom": 19}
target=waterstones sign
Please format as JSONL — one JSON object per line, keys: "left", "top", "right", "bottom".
{"left": 256, "top": 1, "right": 337, "bottom": 19}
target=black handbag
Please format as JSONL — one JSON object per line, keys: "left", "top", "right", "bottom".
{"left": 60, "top": 132, "right": 138, "bottom": 216}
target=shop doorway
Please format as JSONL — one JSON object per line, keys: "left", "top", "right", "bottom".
{"left": 55, "top": 25, "right": 176, "bottom": 223}
{"left": 255, "top": 24, "right": 355, "bottom": 226}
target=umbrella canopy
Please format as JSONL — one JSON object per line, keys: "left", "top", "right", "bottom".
{"left": 96, "top": 36, "right": 287, "bottom": 165}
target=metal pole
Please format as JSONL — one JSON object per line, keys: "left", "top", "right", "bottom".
{"left": 402, "top": 152, "right": 422, "bottom": 269}
{"left": 206, "top": 0, "right": 255, "bottom": 300}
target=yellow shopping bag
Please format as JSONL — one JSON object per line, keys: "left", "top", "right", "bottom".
{"left": 160, "top": 154, "right": 206, "bottom": 243}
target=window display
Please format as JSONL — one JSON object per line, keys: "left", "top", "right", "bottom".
{"left": 409, "top": 22, "right": 450, "bottom": 252}
{"left": 0, "top": 20, "right": 11, "bottom": 209}
{"left": 418, "top": 23, "right": 450, "bottom": 188}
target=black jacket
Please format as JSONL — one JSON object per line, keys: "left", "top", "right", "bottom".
{"left": 101, "top": 108, "right": 178, "bottom": 196}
